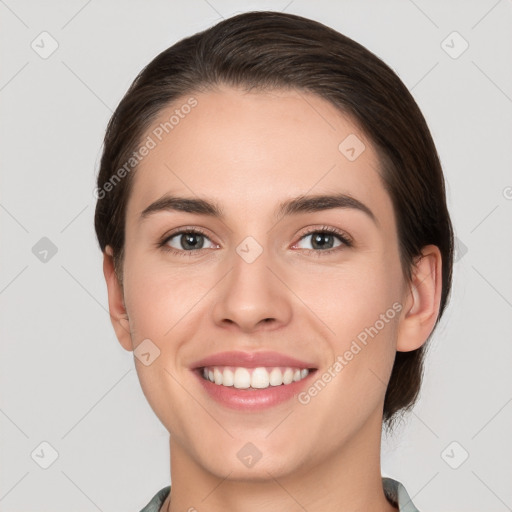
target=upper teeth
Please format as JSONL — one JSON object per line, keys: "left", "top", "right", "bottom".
{"left": 202, "top": 366, "right": 310, "bottom": 389}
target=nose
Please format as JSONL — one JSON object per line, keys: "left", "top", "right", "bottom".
{"left": 211, "top": 244, "right": 293, "bottom": 333}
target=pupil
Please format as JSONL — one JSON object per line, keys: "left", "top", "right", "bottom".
{"left": 183, "top": 233, "right": 203, "bottom": 250}
{"left": 312, "top": 233, "right": 333, "bottom": 250}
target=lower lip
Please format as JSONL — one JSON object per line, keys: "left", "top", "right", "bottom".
{"left": 193, "top": 369, "right": 317, "bottom": 411}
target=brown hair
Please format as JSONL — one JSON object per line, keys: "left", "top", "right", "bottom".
{"left": 94, "top": 11, "right": 454, "bottom": 426}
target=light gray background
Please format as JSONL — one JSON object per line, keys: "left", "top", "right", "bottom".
{"left": 1, "top": 1, "right": 511, "bottom": 511}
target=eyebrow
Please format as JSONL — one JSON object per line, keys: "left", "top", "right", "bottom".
{"left": 140, "top": 193, "right": 378, "bottom": 226}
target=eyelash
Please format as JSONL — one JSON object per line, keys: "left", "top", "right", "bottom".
{"left": 158, "top": 225, "right": 353, "bottom": 258}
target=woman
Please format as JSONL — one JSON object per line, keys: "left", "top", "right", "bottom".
{"left": 94, "top": 11, "right": 453, "bottom": 512}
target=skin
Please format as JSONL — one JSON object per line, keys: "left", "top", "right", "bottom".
{"left": 103, "top": 86, "right": 442, "bottom": 512}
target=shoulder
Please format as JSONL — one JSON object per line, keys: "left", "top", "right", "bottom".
{"left": 138, "top": 485, "right": 171, "bottom": 512}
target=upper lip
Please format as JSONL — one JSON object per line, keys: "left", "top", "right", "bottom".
{"left": 190, "top": 351, "right": 317, "bottom": 369}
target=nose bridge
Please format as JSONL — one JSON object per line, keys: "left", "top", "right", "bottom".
{"left": 211, "top": 235, "right": 292, "bottom": 331}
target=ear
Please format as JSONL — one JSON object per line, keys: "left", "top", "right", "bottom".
{"left": 103, "top": 246, "right": 133, "bottom": 352}
{"left": 396, "top": 244, "right": 443, "bottom": 352}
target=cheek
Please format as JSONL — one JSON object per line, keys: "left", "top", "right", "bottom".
{"left": 120, "top": 258, "right": 209, "bottom": 440}
{"left": 122, "top": 254, "right": 211, "bottom": 340}
{"left": 303, "top": 268, "right": 401, "bottom": 418}
{"left": 302, "top": 260, "right": 402, "bottom": 413}
{"left": 301, "top": 258, "right": 402, "bottom": 345}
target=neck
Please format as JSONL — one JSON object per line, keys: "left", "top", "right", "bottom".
{"left": 164, "top": 411, "right": 397, "bottom": 512}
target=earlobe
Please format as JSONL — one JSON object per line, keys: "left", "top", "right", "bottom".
{"left": 103, "top": 246, "right": 133, "bottom": 352}
{"left": 396, "top": 245, "right": 443, "bottom": 352}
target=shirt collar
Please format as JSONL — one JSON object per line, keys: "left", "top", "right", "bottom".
{"left": 383, "top": 477, "right": 420, "bottom": 511}
{"left": 140, "top": 478, "right": 420, "bottom": 512}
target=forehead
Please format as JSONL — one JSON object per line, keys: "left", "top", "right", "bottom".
{"left": 127, "top": 86, "right": 393, "bottom": 226}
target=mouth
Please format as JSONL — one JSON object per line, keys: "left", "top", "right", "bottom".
{"left": 190, "top": 351, "right": 318, "bottom": 410}
{"left": 198, "top": 365, "right": 313, "bottom": 389}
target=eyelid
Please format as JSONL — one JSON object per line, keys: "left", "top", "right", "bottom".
{"left": 158, "top": 226, "right": 218, "bottom": 255}
{"left": 294, "top": 225, "right": 353, "bottom": 246}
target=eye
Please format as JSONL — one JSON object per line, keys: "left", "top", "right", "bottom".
{"left": 158, "top": 225, "right": 352, "bottom": 257}
{"left": 160, "top": 228, "right": 217, "bottom": 255}
{"left": 293, "top": 226, "right": 352, "bottom": 253}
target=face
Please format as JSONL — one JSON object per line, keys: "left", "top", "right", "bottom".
{"left": 111, "top": 86, "right": 413, "bottom": 481}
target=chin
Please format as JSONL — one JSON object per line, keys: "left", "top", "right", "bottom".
{"left": 206, "top": 455, "right": 300, "bottom": 482}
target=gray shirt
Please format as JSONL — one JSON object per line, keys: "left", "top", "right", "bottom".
{"left": 138, "top": 478, "right": 420, "bottom": 511}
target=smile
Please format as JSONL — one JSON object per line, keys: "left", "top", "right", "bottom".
{"left": 191, "top": 350, "right": 317, "bottom": 410}
{"left": 202, "top": 366, "right": 310, "bottom": 389}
